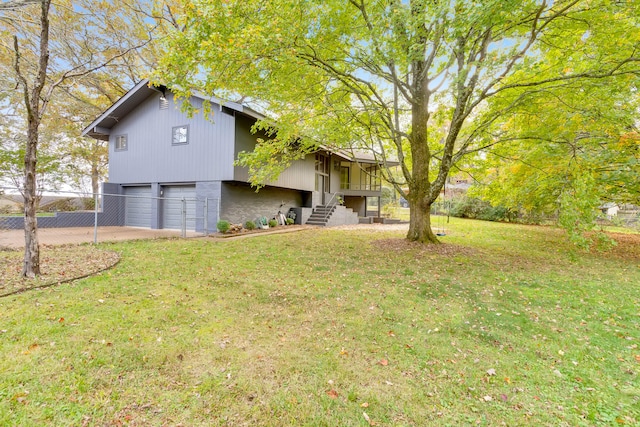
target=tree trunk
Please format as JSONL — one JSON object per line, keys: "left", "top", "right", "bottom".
{"left": 407, "top": 198, "right": 439, "bottom": 243}
{"left": 17, "top": 0, "right": 51, "bottom": 278}
{"left": 406, "top": 48, "right": 440, "bottom": 243}
{"left": 22, "top": 122, "right": 40, "bottom": 278}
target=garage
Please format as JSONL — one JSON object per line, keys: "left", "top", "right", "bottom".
{"left": 162, "top": 185, "right": 196, "bottom": 230}
{"left": 124, "top": 186, "right": 152, "bottom": 227}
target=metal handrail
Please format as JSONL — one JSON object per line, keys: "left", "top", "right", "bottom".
{"left": 320, "top": 192, "right": 344, "bottom": 223}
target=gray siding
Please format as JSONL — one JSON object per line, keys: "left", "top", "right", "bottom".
{"left": 220, "top": 182, "right": 308, "bottom": 224}
{"left": 233, "top": 114, "right": 315, "bottom": 191}
{"left": 109, "top": 92, "right": 236, "bottom": 184}
{"left": 329, "top": 154, "right": 342, "bottom": 193}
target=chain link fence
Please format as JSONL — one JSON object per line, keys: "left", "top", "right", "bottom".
{"left": 0, "top": 186, "right": 219, "bottom": 249}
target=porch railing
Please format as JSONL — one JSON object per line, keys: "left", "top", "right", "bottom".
{"left": 339, "top": 183, "right": 381, "bottom": 191}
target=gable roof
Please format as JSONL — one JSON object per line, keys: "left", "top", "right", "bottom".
{"left": 81, "top": 80, "right": 396, "bottom": 167}
{"left": 81, "top": 79, "right": 264, "bottom": 141}
{"left": 329, "top": 148, "right": 399, "bottom": 166}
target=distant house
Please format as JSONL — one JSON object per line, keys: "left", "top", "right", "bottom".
{"left": 81, "top": 79, "right": 385, "bottom": 231}
{"left": 599, "top": 202, "right": 619, "bottom": 218}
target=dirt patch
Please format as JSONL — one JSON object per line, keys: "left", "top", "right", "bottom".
{"left": 0, "top": 246, "right": 120, "bottom": 297}
{"left": 605, "top": 232, "right": 640, "bottom": 261}
{"left": 372, "top": 238, "right": 478, "bottom": 257}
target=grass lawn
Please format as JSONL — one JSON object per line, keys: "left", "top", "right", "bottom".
{"left": 0, "top": 219, "right": 638, "bottom": 426}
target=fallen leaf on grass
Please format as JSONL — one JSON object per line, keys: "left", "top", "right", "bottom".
{"left": 486, "top": 368, "right": 496, "bottom": 376}
{"left": 12, "top": 392, "right": 29, "bottom": 404}
{"left": 326, "top": 389, "right": 338, "bottom": 399}
{"left": 378, "top": 359, "right": 388, "bottom": 366}
{"left": 24, "top": 343, "right": 39, "bottom": 354}
{"left": 363, "top": 411, "right": 375, "bottom": 425}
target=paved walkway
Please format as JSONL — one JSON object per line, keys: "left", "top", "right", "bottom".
{"left": 1, "top": 223, "right": 409, "bottom": 249}
{"left": 0, "top": 226, "right": 199, "bottom": 249}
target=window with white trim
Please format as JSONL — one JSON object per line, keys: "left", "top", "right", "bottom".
{"left": 172, "top": 125, "right": 189, "bottom": 145}
{"left": 115, "top": 134, "right": 128, "bottom": 151}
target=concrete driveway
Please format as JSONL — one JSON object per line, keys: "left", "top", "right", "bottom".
{"left": 0, "top": 226, "right": 200, "bottom": 249}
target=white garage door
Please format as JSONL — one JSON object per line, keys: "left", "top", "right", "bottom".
{"left": 162, "top": 185, "right": 196, "bottom": 230}
{"left": 124, "top": 186, "right": 152, "bottom": 227}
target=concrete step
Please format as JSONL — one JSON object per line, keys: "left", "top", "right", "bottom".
{"left": 305, "top": 204, "right": 336, "bottom": 226}
{"left": 306, "top": 220, "right": 328, "bottom": 226}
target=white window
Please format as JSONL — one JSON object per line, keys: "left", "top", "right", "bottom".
{"left": 115, "top": 134, "right": 127, "bottom": 151}
{"left": 172, "top": 125, "right": 189, "bottom": 145}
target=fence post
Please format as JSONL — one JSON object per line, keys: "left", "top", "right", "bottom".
{"left": 93, "top": 193, "right": 99, "bottom": 244}
{"left": 204, "top": 197, "right": 209, "bottom": 236}
{"left": 181, "top": 197, "right": 186, "bottom": 238}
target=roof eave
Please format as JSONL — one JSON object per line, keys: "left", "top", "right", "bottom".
{"left": 81, "top": 79, "right": 152, "bottom": 138}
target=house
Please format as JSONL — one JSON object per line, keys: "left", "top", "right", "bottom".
{"left": 81, "top": 79, "right": 384, "bottom": 231}
{"left": 599, "top": 202, "right": 619, "bottom": 218}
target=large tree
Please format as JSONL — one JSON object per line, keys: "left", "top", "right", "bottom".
{"left": 470, "top": 75, "right": 639, "bottom": 247}
{"left": 155, "top": 0, "right": 639, "bottom": 243}
{"left": 0, "top": 0, "right": 157, "bottom": 277}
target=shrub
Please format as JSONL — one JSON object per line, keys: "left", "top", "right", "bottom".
{"left": 245, "top": 220, "right": 256, "bottom": 230}
{"left": 81, "top": 197, "right": 96, "bottom": 210}
{"left": 41, "top": 198, "right": 79, "bottom": 212}
{"left": 449, "top": 196, "right": 514, "bottom": 222}
{"left": 268, "top": 219, "right": 278, "bottom": 228}
{"left": 285, "top": 218, "right": 294, "bottom": 225}
{"left": 382, "top": 201, "right": 399, "bottom": 217}
{"left": 0, "top": 205, "right": 16, "bottom": 215}
{"left": 217, "top": 220, "right": 230, "bottom": 233}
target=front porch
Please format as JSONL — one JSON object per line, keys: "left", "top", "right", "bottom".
{"left": 338, "top": 159, "right": 382, "bottom": 218}
{"left": 305, "top": 152, "right": 384, "bottom": 226}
